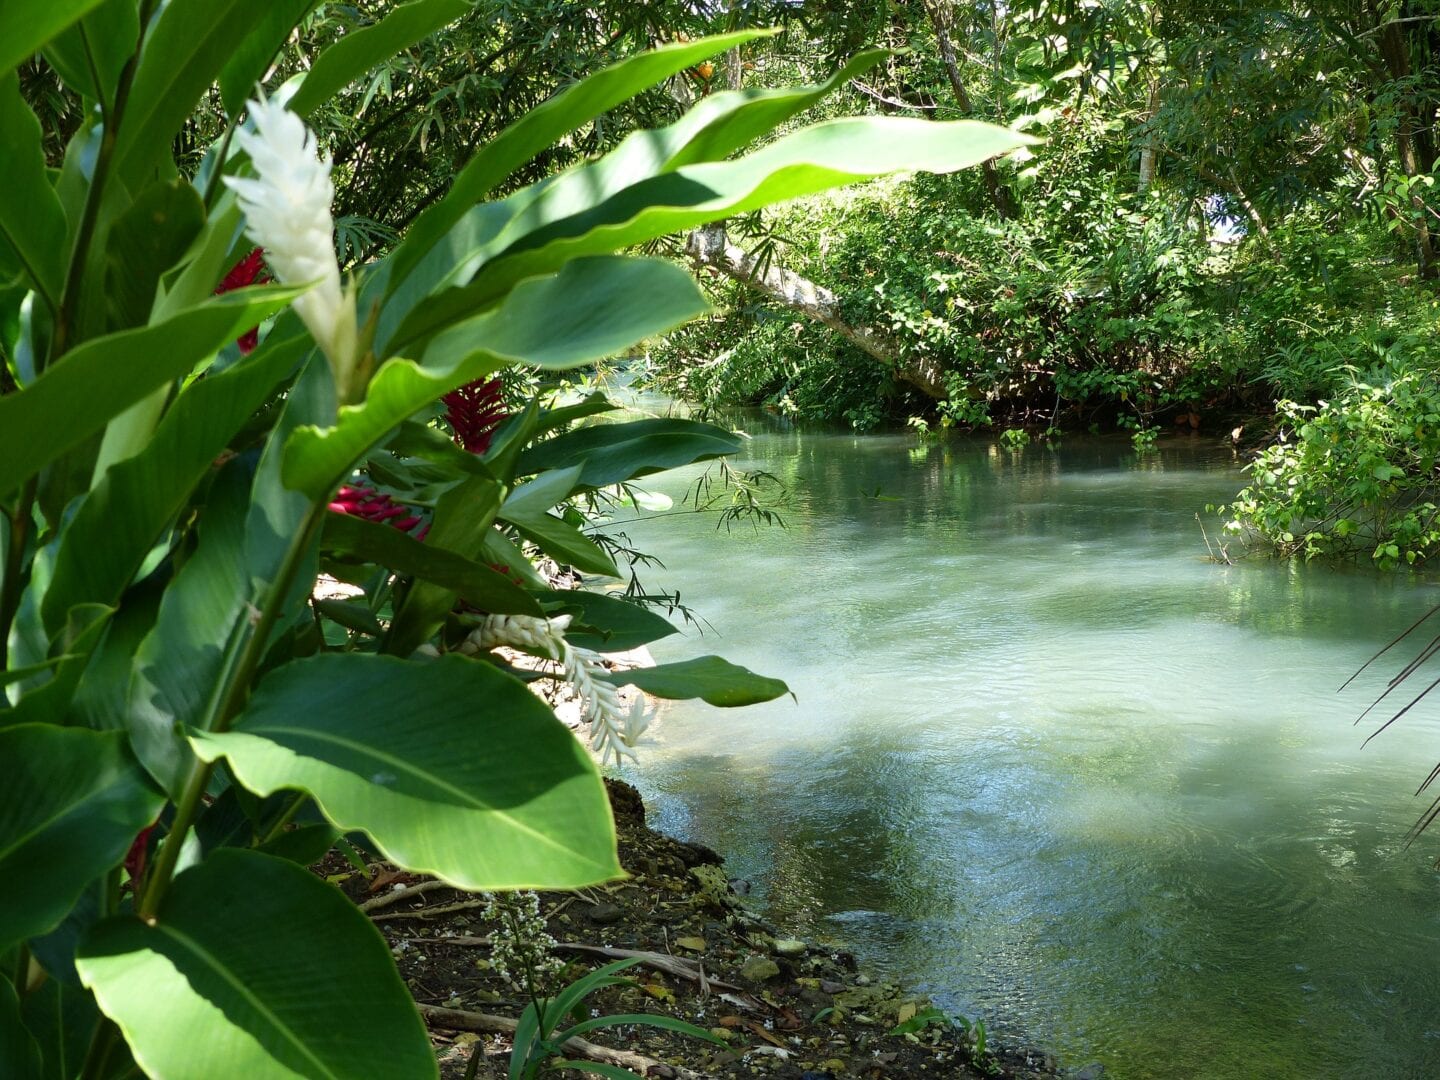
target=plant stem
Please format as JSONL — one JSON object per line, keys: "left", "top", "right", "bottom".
{"left": 78, "top": 1018, "right": 121, "bottom": 1080}
{"left": 137, "top": 505, "right": 326, "bottom": 919}
{"left": 256, "top": 792, "right": 308, "bottom": 847}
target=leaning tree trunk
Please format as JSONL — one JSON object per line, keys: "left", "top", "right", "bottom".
{"left": 924, "top": 0, "right": 1015, "bottom": 219}
{"left": 684, "top": 225, "right": 948, "bottom": 399}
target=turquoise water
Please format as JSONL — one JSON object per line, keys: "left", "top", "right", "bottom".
{"left": 611, "top": 413, "right": 1440, "bottom": 1078}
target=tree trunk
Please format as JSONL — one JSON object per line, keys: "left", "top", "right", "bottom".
{"left": 684, "top": 225, "right": 948, "bottom": 399}
{"left": 924, "top": 0, "right": 1015, "bottom": 219}
{"left": 1378, "top": 16, "right": 1438, "bottom": 278}
{"left": 1137, "top": 77, "right": 1161, "bottom": 195}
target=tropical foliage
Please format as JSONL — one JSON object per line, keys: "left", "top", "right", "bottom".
{"left": 0, "top": 3, "right": 1024, "bottom": 1077}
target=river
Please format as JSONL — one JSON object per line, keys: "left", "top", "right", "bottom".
{"left": 607, "top": 406, "right": 1440, "bottom": 1078}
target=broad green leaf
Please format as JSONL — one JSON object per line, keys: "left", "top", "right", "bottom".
{"left": 20, "top": 977, "right": 104, "bottom": 1080}
{"left": 516, "top": 417, "right": 741, "bottom": 489}
{"left": 287, "top": 0, "right": 470, "bottom": 118}
{"left": 500, "top": 499, "right": 619, "bottom": 580}
{"left": 111, "top": 0, "right": 261, "bottom": 187}
{"left": 0, "top": 725, "right": 163, "bottom": 954}
{"left": 537, "top": 589, "right": 678, "bottom": 653}
{"left": 0, "top": 72, "right": 67, "bottom": 307}
{"left": 77, "top": 849, "right": 436, "bottom": 1080}
{"left": 127, "top": 462, "right": 254, "bottom": 796}
{"left": 285, "top": 257, "right": 706, "bottom": 501}
{"left": 40, "top": 0, "right": 139, "bottom": 111}
{"left": 384, "top": 46, "right": 881, "bottom": 332}
{"left": 503, "top": 463, "right": 585, "bottom": 515}
{"left": 256, "top": 822, "right": 341, "bottom": 865}
{"left": 69, "top": 577, "right": 166, "bottom": 731}
{"left": 392, "top": 118, "right": 1030, "bottom": 350}
{"left": 603, "top": 656, "right": 789, "bottom": 707}
{"left": 0, "top": 287, "right": 302, "bottom": 498}
{"left": 39, "top": 332, "right": 305, "bottom": 639}
{"left": 321, "top": 510, "right": 541, "bottom": 616}
{"left": 216, "top": 1, "right": 320, "bottom": 115}
{"left": 0, "top": 0, "right": 107, "bottom": 77}
{"left": 193, "top": 654, "right": 622, "bottom": 889}
{"left": 102, "top": 179, "right": 206, "bottom": 330}
{"left": 0, "top": 977, "right": 42, "bottom": 1080}
{"left": 386, "top": 29, "right": 774, "bottom": 293}
{"left": 2, "top": 603, "right": 113, "bottom": 728}
{"left": 382, "top": 474, "right": 504, "bottom": 657}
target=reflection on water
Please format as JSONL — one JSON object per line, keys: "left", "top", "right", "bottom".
{"left": 612, "top": 412, "right": 1440, "bottom": 1078}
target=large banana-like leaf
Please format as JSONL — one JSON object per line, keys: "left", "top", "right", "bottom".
{"left": 0, "top": 725, "right": 163, "bottom": 954}
{"left": 39, "top": 333, "right": 307, "bottom": 639}
{"left": 387, "top": 117, "right": 1029, "bottom": 353}
{"left": 0, "top": 286, "right": 302, "bottom": 499}
{"left": 385, "top": 29, "right": 774, "bottom": 293}
{"left": 78, "top": 849, "right": 436, "bottom": 1080}
{"left": 39, "top": 0, "right": 138, "bottom": 111}
{"left": 515, "top": 417, "right": 742, "bottom": 489}
{"left": 192, "top": 654, "right": 622, "bottom": 890}
{"left": 0, "top": 0, "right": 107, "bottom": 76}
{"left": 0, "top": 73, "right": 66, "bottom": 306}
{"left": 282, "top": 256, "right": 707, "bottom": 502}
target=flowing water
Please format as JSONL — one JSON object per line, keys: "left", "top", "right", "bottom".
{"left": 610, "top": 407, "right": 1440, "bottom": 1079}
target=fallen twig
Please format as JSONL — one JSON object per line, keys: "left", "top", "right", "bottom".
{"left": 370, "top": 897, "right": 490, "bottom": 921}
{"left": 418, "top": 1003, "right": 717, "bottom": 1080}
{"left": 358, "top": 880, "right": 454, "bottom": 913}
{"left": 553, "top": 943, "right": 745, "bottom": 995}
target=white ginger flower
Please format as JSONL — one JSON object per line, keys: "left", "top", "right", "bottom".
{"left": 224, "top": 96, "right": 358, "bottom": 396}
{"left": 465, "top": 612, "right": 651, "bottom": 765}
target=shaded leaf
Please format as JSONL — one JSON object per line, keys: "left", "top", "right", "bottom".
{"left": 0, "top": 72, "right": 67, "bottom": 306}
{"left": 537, "top": 589, "right": 678, "bottom": 653}
{"left": 516, "top": 418, "right": 741, "bottom": 489}
{"left": 0, "top": 725, "right": 163, "bottom": 954}
{"left": 0, "top": 0, "right": 107, "bottom": 78}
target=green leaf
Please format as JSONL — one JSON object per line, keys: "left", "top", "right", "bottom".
{"left": 0, "top": 0, "right": 107, "bottom": 77}
{"left": 392, "top": 118, "right": 1029, "bottom": 350}
{"left": 39, "top": 331, "right": 305, "bottom": 639}
{"left": 0, "top": 72, "right": 67, "bottom": 308}
{"left": 517, "top": 418, "right": 741, "bottom": 489}
{"left": 386, "top": 29, "right": 774, "bottom": 293}
{"left": 77, "top": 849, "right": 436, "bottom": 1080}
{"left": 0, "top": 725, "right": 163, "bottom": 954}
{"left": 285, "top": 257, "right": 706, "bottom": 501}
{"left": 555, "top": 1012, "right": 727, "bottom": 1046}
{"left": 216, "top": 1, "right": 319, "bottom": 116}
{"left": 3, "top": 603, "right": 114, "bottom": 728}
{"left": 256, "top": 822, "right": 341, "bottom": 865}
{"left": 127, "top": 462, "right": 253, "bottom": 796}
{"left": 380, "top": 473, "right": 507, "bottom": 656}
{"left": 604, "top": 656, "right": 789, "bottom": 707}
{"left": 192, "top": 654, "right": 623, "bottom": 890}
{"left": 40, "top": 0, "right": 138, "bottom": 110}
{"left": 0, "top": 977, "right": 42, "bottom": 1080}
{"left": 0, "top": 286, "right": 302, "bottom": 499}
{"left": 500, "top": 472, "right": 620, "bottom": 578}
{"left": 111, "top": 0, "right": 263, "bottom": 187}
{"left": 287, "top": 0, "right": 470, "bottom": 118}
{"left": 102, "top": 179, "right": 206, "bottom": 330}
{"left": 537, "top": 589, "right": 678, "bottom": 653}
{"left": 19, "top": 978, "right": 102, "bottom": 1080}
{"left": 321, "top": 510, "right": 541, "bottom": 616}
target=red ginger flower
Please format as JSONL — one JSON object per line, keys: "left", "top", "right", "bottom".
{"left": 328, "top": 485, "right": 428, "bottom": 540}
{"left": 214, "top": 247, "right": 270, "bottom": 353}
{"left": 443, "top": 377, "right": 507, "bottom": 454}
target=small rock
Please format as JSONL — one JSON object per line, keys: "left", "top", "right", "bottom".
{"left": 820, "top": 979, "right": 846, "bottom": 994}
{"left": 773, "top": 938, "right": 807, "bottom": 956}
{"left": 739, "top": 954, "right": 782, "bottom": 984}
{"left": 854, "top": 974, "right": 871, "bottom": 986}
{"left": 584, "top": 902, "right": 624, "bottom": 926}
{"left": 1072, "top": 1065, "right": 1106, "bottom": 1080}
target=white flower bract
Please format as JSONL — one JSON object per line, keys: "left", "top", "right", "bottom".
{"left": 224, "top": 96, "right": 357, "bottom": 388}
{"left": 464, "top": 613, "right": 652, "bottom": 765}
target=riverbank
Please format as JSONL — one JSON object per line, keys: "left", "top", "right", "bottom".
{"left": 331, "top": 780, "right": 1073, "bottom": 1078}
